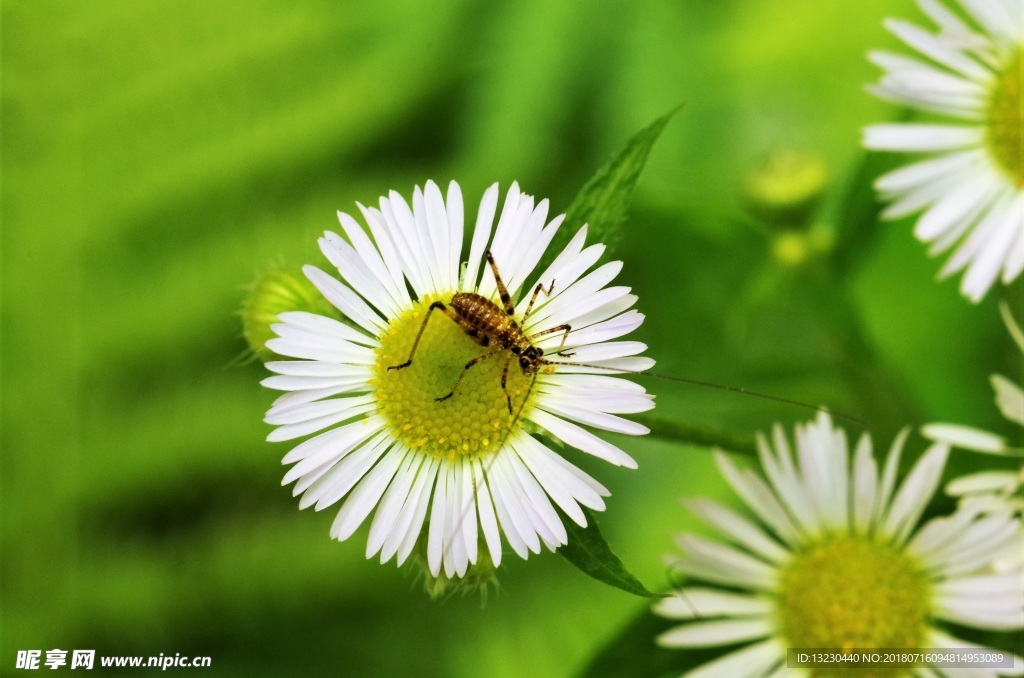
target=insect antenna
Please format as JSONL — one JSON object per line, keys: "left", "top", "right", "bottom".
{"left": 537, "top": 357, "right": 871, "bottom": 429}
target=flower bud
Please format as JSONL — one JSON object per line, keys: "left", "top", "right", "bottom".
{"left": 241, "top": 265, "right": 340, "bottom": 362}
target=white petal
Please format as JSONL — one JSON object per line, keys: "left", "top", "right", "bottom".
{"left": 549, "top": 286, "right": 635, "bottom": 342}
{"left": 308, "top": 431, "right": 392, "bottom": 511}
{"left": 525, "top": 262, "right": 625, "bottom": 330}
{"left": 656, "top": 618, "right": 773, "bottom": 647}
{"left": 386, "top": 456, "right": 438, "bottom": 566}
{"left": 959, "top": 0, "right": 1021, "bottom": 43}
{"left": 472, "top": 459, "right": 503, "bottom": 567}
{"left": 442, "top": 462, "right": 466, "bottom": 577}
{"left": 960, "top": 194, "right": 1022, "bottom": 301}
{"left": 553, "top": 310, "right": 645, "bottom": 348}
{"left": 685, "top": 498, "right": 790, "bottom": 564}
{"left": 329, "top": 444, "right": 405, "bottom": 541}
{"left": 512, "top": 436, "right": 587, "bottom": 526}
{"left": 487, "top": 451, "right": 540, "bottom": 556}
{"left": 457, "top": 459, "right": 478, "bottom": 567}
{"left": 527, "top": 408, "right": 638, "bottom": 468}
{"left": 463, "top": 183, "right": 500, "bottom": 292}
{"left": 410, "top": 186, "right": 443, "bottom": 294}
{"left": 863, "top": 123, "right": 984, "bottom": 152}
{"left": 356, "top": 203, "right": 413, "bottom": 307}
{"left": 503, "top": 451, "right": 566, "bottom": 546}
{"left": 674, "top": 533, "right": 777, "bottom": 591}
{"left": 426, "top": 461, "right": 449, "bottom": 576}
{"left": 535, "top": 400, "right": 648, "bottom": 436}
{"left": 262, "top": 375, "right": 367, "bottom": 393}
{"left": 947, "top": 470, "right": 1022, "bottom": 496}
{"left": 874, "top": 150, "right": 980, "bottom": 196}
{"left": 1003, "top": 221, "right": 1024, "bottom": 284}
{"left": 276, "top": 311, "right": 379, "bottom": 347}
{"left": 882, "top": 443, "right": 949, "bottom": 543}
{"left": 547, "top": 355, "right": 655, "bottom": 374}
{"left": 680, "top": 639, "right": 784, "bottom": 678}
{"left": 266, "top": 402, "right": 377, "bottom": 442}
{"left": 913, "top": 168, "right": 1000, "bottom": 245}
{"left": 940, "top": 188, "right": 1014, "bottom": 279}
{"left": 926, "top": 628, "right": 1024, "bottom": 674}
{"left": 282, "top": 422, "right": 386, "bottom": 488}
{"left": 320, "top": 231, "right": 401, "bottom": 319}
{"left": 853, "top": 434, "right": 879, "bottom": 533}
{"left": 531, "top": 225, "right": 591, "bottom": 300}
{"left": 884, "top": 19, "right": 991, "bottom": 81}
{"left": 367, "top": 451, "right": 423, "bottom": 559}
{"left": 875, "top": 428, "right": 909, "bottom": 529}
{"left": 714, "top": 451, "right": 800, "bottom": 545}
{"left": 423, "top": 181, "right": 454, "bottom": 292}
{"left": 653, "top": 588, "right": 773, "bottom": 620}
{"left": 303, "top": 265, "right": 386, "bottom": 335}
{"left": 264, "top": 394, "right": 375, "bottom": 426}
{"left": 922, "top": 423, "right": 1007, "bottom": 453}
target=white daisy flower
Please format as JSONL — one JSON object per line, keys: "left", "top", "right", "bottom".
{"left": 260, "top": 180, "right": 653, "bottom": 581}
{"left": 863, "top": 0, "right": 1024, "bottom": 302}
{"left": 654, "top": 412, "right": 1024, "bottom": 677}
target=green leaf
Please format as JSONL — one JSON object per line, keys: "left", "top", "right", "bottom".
{"left": 558, "top": 507, "right": 665, "bottom": 599}
{"left": 543, "top": 106, "right": 681, "bottom": 267}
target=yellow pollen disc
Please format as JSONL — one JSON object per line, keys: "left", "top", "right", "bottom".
{"left": 372, "top": 295, "right": 535, "bottom": 460}
{"left": 988, "top": 47, "right": 1024, "bottom": 186}
{"left": 777, "top": 535, "right": 931, "bottom": 678}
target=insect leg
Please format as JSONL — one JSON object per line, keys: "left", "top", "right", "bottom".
{"left": 529, "top": 323, "right": 575, "bottom": 357}
{"left": 485, "top": 250, "right": 516, "bottom": 316}
{"left": 435, "top": 349, "right": 500, "bottom": 402}
{"left": 521, "top": 279, "right": 556, "bottom": 322}
{"left": 500, "top": 354, "right": 513, "bottom": 413}
{"left": 388, "top": 301, "right": 464, "bottom": 370}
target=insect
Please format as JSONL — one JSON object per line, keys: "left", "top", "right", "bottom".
{"left": 388, "top": 249, "right": 573, "bottom": 420}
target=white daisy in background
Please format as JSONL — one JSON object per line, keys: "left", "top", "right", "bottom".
{"left": 925, "top": 301, "right": 1023, "bottom": 526}
{"left": 654, "top": 412, "right": 1024, "bottom": 677}
{"left": 863, "top": 0, "right": 1024, "bottom": 302}
{"left": 260, "top": 180, "right": 653, "bottom": 581}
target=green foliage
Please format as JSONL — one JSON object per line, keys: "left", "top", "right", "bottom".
{"left": 3, "top": 0, "right": 1020, "bottom": 676}
{"left": 558, "top": 508, "right": 665, "bottom": 599}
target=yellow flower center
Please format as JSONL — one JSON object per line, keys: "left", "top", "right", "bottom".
{"left": 777, "top": 535, "right": 931, "bottom": 678}
{"left": 372, "top": 295, "right": 534, "bottom": 460}
{"left": 988, "top": 47, "right": 1024, "bottom": 186}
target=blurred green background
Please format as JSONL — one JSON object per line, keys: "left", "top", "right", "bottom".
{"left": 3, "top": 1, "right": 1020, "bottom": 676}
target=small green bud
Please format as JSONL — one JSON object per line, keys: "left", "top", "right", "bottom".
{"left": 743, "top": 149, "right": 829, "bottom": 229}
{"left": 771, "top": 223, "right": 836, "bottom": 269}
{"left": 414, "top": 547, "right": 500, "bottom": 602}
{"left": 241, "top": 265, "right": 340, "bottom": 362}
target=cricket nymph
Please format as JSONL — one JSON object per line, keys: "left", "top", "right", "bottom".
{"left": 448, "top": 292, "right": 544, "bottom": 371}
{"left": 388, "top": 250, "right": 572, "bottom": 415}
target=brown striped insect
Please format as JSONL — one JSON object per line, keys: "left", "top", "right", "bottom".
{"left": 388, "top": 249, "right": 572, "bottom": 419}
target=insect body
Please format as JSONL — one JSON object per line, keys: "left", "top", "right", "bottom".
{"left": 388, "top": 250, "right": 572, "bottom": 416}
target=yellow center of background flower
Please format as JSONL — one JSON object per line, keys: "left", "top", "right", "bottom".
{"left": 777, "top": 535, "right": 930, "bottom": 678}
{"left": 988, "top": 47, "right": 1024, "bottom": 186}
{"left": 372, "top": 295, "right": 535, "bottom": 460}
